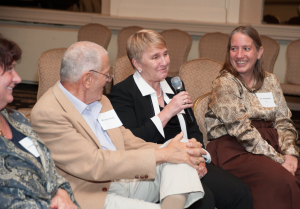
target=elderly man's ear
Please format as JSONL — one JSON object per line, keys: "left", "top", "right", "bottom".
{"left": 82, "top": 72, "right": 93, "bottom": 89}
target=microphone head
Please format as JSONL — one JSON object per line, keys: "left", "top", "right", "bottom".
{"left": 171, "top": 76, "right": 183, "bottom": 90}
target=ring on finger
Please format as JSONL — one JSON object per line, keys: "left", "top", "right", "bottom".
{"left": 183, "top": 100, "right": 186, "bottom": 105}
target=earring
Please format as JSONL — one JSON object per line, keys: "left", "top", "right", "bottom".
{"left": 139, "top": 70, "right": 142, "bottom": 73}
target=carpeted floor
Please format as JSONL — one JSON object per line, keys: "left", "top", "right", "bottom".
{"left": 7, "top": 83, "right": 300, "bottom": 146}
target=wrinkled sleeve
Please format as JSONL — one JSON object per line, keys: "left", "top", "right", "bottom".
{"left": 31, "top": 94, "right": 158, "bottom": 182}
{"left": 33, "top": 127, "right": 81, "bottom": 207}
{"left": 53, "top": 166, "right": 81, "bottom": 208}
{"left": 208, "top": 76, "right": 285, "bottom": 163}
{"left": 272, "top": 77, "right": 299, "bottom": 158}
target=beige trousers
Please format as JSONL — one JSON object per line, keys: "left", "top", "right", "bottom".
{"left": 104, "top": 138, "right": 204, "bottom": 209}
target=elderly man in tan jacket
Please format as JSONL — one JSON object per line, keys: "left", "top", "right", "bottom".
{"left": 30, "top": 41, "right": 206, "bottom": 209}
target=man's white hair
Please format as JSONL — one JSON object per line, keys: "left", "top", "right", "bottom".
{"left": 60, "top": 41, "right": 108, "bottom": 83}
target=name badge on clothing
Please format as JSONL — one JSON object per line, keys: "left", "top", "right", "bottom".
{"left": 19, "top": 137, "right": 40, "bottom": 157}
{"left": 98, "top": 109, "right": 123, "bottom": 130}
{"left": 255, "top": 92, "right": 276, "bottom": 107}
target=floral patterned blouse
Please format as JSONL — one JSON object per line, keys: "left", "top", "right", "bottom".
{"left": 205, "top": 71, "right": 299, "bottom": 164}
{"left": 0, "top": 108, "right": 80, "bottom": 209}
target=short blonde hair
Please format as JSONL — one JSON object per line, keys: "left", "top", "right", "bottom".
{"left": 126, "top": 29, "right": 167, "bottom": 69}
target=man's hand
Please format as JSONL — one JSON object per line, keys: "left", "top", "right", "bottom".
{"left": 50, "top": 189, "right": 77, "bottom": 209}
{"left": 282, "top": 155, "right": 298, "bottom": 176}
{"left": 186, "top": 138, "right": 207, "bottom": 166}
{"left": 155, "top": 132, "right": 206, "bottom": 169}
{"left": 186, "top": 139, "right": 208, "bottom": 178}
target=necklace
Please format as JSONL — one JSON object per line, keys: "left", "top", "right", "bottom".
{"left": 157, "top": 86, "right": 162, "bottom": 98}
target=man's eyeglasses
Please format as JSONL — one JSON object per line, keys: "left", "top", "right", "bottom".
{"left": 90, "top": 70, "right": 114, "bottom": 82}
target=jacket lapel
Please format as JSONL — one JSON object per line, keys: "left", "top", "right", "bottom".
{"left": 52, "top": 82, "right": 102, "bottom": 149}
{"left": 99, "top": 95, "right": 125, "bottom": 150}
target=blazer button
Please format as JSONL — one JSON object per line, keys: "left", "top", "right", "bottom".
{"left": 135, "top": 175, "right": 139, "bottom": 179}
{"left": 145, "top": 175, "right": 148, "bottom": 179}
{"left": 102, "top": 187, "right": 108, "bottom": 192}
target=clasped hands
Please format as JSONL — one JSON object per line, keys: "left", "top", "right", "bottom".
{"left": 156, "top": 132, "right": 208, "bottom": 178}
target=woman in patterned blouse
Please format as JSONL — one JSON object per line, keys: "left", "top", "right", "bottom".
{"left": 205, "top": 25, "right": 300, "bottom": 209}
{"left": 0, "top": 35, "right": 79, "bottom": 208}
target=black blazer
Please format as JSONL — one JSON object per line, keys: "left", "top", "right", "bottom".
{"left": 110, "top": 75, "right": 204, "bottom": 145}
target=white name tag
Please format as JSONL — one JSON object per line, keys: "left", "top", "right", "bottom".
{"left": 98, "top": 109, "right": 123, "bottom": 130}
{"left": 19, "top": 137, "right": 40, "bottom": 158}
{"left": 255, "top": 92, "right": 276, "bottom": 107}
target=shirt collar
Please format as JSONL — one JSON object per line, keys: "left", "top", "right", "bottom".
{"left": 59, "top": 81, "right": 102, "bottom": 114}
{"left": 133, "top": 71, "right": 174, "bottom": 96}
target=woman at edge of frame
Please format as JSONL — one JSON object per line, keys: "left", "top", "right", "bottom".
{"left": 0, "top": 35, "right": 79, "bottom": 209}
{"left": 205, "top": 25, "right": 300, "bottom": 209}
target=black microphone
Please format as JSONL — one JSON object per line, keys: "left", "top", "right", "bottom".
{"left": 171, "top": 76, "right": 196, "bottom": 124}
